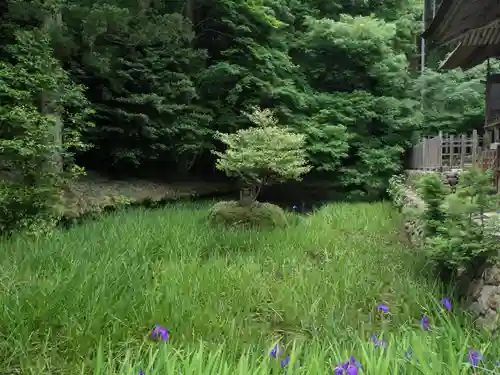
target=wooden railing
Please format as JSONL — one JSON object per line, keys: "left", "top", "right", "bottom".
{"left": 409, "top": 130, "right": 497, "bottom": 171}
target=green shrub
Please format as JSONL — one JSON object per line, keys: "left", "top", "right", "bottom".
{"left": 0, "top": 181, "right": 61, "bottom": 236}
{"left": 208, "top": 200, "right": 288, "bottom": 228}
{"left": 416, "top": 173, "right": 449, "bottom": 236}
{"left": 387, "top": 174, "right": 406, "bottom": 208}
{"left": 417, "top": 168, "right": 499, "bottom": 282}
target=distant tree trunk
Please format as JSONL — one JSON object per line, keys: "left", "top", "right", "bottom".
{"left": 39, "top": 95, "right": 63, "bottom": 174}
{"left": 41, "top": 12, "right": 63, "bottom": 175}
{"left": 185, "top": 0, "right": 194, "bottom": 22}
{"left": 175, "top": 151, "right": 200, "bottom": 178}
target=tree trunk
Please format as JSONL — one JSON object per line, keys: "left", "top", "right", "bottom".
{"left": 41, "top": 13, "right": 63, "bottom": 175}
{"left": 40, "top": 95, "right": 63, "bottom": 174}
{"left": 239, "top": 182, "right": 263, "bottom": 206}
{"left": 185, "top": 0, "right": 194, "bottom": 22}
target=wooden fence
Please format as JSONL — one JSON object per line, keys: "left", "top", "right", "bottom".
{"left": 409, "top": 130, "right": 498, "bottom": 171}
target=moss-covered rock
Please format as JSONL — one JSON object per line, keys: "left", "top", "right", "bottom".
{"left": 208, "top": 200, "right": 288, "bottom": 228}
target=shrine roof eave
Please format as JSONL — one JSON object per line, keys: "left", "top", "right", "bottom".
{"left": 423, "top": 0, "right": 500, "bottom": 47}
{"left": 439, "top": 43, "right": 500, "bottom": 70}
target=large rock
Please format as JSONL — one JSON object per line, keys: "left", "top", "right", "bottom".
{"left": 468, "top": 266, "right": 500, "bottom": 331}
{"left": 208, "top": 200, "right": 288, "bottom": 228}
{"left": 442, "top": 169, "right": 461, "bottom": 191}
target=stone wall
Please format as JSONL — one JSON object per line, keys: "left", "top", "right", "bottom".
{"left": 391, "top": 170, "right": 499, "bottom": 332}
{"left": 468, "top": 266, "right": 500, "bottom": 331}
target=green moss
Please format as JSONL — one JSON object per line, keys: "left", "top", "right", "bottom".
{"left": 208, "top": 200, "right": 288, "bottom": 228}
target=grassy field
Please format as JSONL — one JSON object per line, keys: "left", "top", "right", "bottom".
{"left": 0, "top": 201, "right": 497, "bottom": 374}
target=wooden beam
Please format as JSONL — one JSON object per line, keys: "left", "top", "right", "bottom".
{"left": 439, "top": 43, "right": 500, "bottom": 70}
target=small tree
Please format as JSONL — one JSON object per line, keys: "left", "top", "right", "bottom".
{"left": 213, "top": 107, "right": 311, "bottom": 204}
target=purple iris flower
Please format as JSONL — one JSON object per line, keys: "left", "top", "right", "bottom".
{"left": 151, "top": 324, "right": 169, "bottom": 341}
{"left": 420, "top": 315, "right": 430, "bottom": 331}
{"left": 468, "top": 350, "right": 482, "bottom": 367}
{"left": 371, "top": 334, "right": 386, "bottom": 348}
{"left": 139, "top": 370, "right": 145, "bottom": 375}
{"left": 334, "top": 356, "right": 363, "bottom": 374}
{"left": 270, "top": 343, "right": 280, "bottom": 358}
{"left": 281, "top": 356, "right": 290, "bottom": 368}
{"left": 377, "top": 303, "right": 389, "bottom": 313}
{"left": 440, "top": 298, "right": 452, "bottom": 311}
{"left": 350, "top": 356, "right": 364, "bottom": 372}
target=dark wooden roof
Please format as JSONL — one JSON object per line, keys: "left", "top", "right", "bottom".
{"left": 423, "top": 0, "right": 500, "bottom": 46}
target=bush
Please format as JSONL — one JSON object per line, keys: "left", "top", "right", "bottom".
{"left": 416, "top": 173, "right": 449, "bottom": 236}
{"left": 387, "top": 174, "right": 407, "bottom": 208}
{"left": 0, "top": 181, "right": 61, "bottom": 235}
{"left": 208, "top": 200, "right": 288, "bottom": 228}
{"left": 417, "top": 168, "right": 499, "bottom": 282}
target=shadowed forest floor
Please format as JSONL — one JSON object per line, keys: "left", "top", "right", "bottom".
{"left": 61, "top": 172, "right": 234, "bottom": 217}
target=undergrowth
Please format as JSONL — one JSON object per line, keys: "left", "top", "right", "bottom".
{"left": 0, "top": 201, "right": 497, "bottom": 374}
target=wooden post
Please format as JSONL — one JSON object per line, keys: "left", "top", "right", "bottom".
{"left": 460, "top": 134, "right": 466, "bottom": 168}
{"left": 438, "top": 131, "right": 443, "bottom": 170}
{"left": 432, "top": 135, "right": 439, "bottom": 169}
{"left": 472, "top": 129, "right": 478, "bottom": 166}
{"left": 449, "top": 135, "right": 455, "bottom": 168}
{"left": 422, "top": 137, "right": 428, "bottom": 169}
{"left": 496, "top": 144, "right": 500, "bottom": 193}
{"left": 413, "top": 142, "right": 418, "bottom": 169}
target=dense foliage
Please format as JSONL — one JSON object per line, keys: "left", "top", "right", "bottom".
{"left": 0, "top": 12, "right": 93, "bottom": 234}
{"left": 417, "top": 169, "right": 499, "bottom": 282}
{"left": 389, "top": 170, "right": 499, "bottom": 284}
{"left": 0, "top": 0, "right": 488, "bottom": 231}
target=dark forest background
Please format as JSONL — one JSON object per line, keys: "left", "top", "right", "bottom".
{"left": 0, "top": 0, "right": 491, "bottom": 230}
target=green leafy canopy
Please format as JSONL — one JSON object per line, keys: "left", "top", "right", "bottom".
{"left": 213, "top": 106, "right": 311, "bottom": 187}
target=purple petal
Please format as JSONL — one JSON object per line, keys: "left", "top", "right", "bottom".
{"left": 151, "top": 325, "right": 159, "bottom": 339}
{"left": 281, "top": 356, "right": 290, "bottom": 368}
{"left": 377, "top": 303, "right": 389, "bottom": 313}
{"left": 440, "top": 298, "right": 452, "bottom": 311}
{"left": 161, "top": 329, "right": 169, "bottom": 341}
{"left": 139, "top": 369, "right": 145, "bottom": 375}
{"left": 151, "top": 325, "right": 169, "bottom": 341}
{"left": 468, "top": 350, "right": 482, "bottom": 367}
{"left": 371, "top": 333, "right": 385, "bottom": 348}
{"left": 349, "top": 356, "right": 364, "bottom": 372}
{"left": 270, "top": 343, "right": 279, "bottom": 358}
{"left": 346, "top": 365, "right": 358, "bottom": 375}
{"left": 334, "top": 366, "right": 344, "bottom": 375}
{"left": 420, "top": 316, "right": 430, "bottom": 331}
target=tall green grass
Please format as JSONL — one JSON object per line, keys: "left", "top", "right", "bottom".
{"left": 0, "top": 201, "right": 497, "bottom": 374}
